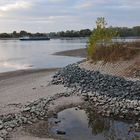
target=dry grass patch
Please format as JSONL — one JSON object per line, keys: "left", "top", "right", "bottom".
{"left": 125, "top": 41, "right": 140, "bottom": 48}
{"left": 91, "top": 43, "right": 140, "bottom": 63}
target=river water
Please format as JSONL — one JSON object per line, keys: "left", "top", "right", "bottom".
{"left": 0, "top": 38, "right": 87, "bottom": 73}
{"left": 1, "top": 37, "right": 140, "bottom": 73}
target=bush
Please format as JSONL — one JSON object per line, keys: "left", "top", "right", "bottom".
{"left": 91, "top": 43, "right": 139, "bottom": 63}
{"left": 87, "top": 17, "right": 140, "bottom": 62}
{"left": 87, "top": 17, "right": 118, "bottom": 61}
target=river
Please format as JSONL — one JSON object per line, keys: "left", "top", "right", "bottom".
{"left": 0, "top": 38, "right": 87, "bottom": 73}
{"left": 0, "top": 37, "right": 140, "bottom": 73}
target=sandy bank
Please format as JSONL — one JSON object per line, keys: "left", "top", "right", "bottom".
{"left": 53, "top": 47, "right": 140, "bottom": 79}
{"left": 0, "top": 68, "right": 70, "bottom": 115}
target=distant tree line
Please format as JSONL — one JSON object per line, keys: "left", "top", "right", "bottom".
{"left": 0, "top": 26, "right": 140, "bottom": 38}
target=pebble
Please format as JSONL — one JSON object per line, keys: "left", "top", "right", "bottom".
{"left": 0, "top": 125, "right": 3, "bottom": 130}
{"left": 56, "top": 130, "right": 66, "bottom": 135}
{"left": 6, "top": 127, "right": 13, "bottom": 132}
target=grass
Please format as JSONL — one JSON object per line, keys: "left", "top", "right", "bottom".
{"left": 125, "top": 41, "right": 140, "bottom": 48}
{"left": 90, "top": 42, "right": 140, "bottom": 63}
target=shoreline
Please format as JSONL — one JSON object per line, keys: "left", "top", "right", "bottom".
{"left": 0, "top": 68, "right": 60, "bottom": 81}
{"left": 53, "top": 48, "right": 87, "bottom": 58}
{"left": 0, "top": 48, "right": 140, "bottom": 139}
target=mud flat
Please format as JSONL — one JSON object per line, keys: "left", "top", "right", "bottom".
{"left": 53, "top": 48, "right": 87, "bottom": 58}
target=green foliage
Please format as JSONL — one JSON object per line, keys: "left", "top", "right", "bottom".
{"left": 87, "top": 17, "right": 118, "bottom": 59}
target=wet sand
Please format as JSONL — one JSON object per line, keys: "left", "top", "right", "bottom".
{"left": 0, "top": 61, "right": 83, "bottom": 140}
{"left": 0, "top": 68, "right": 70, "bottom": 115}
{"left": 53, "top": 48, "right": 87, "bottom": 58}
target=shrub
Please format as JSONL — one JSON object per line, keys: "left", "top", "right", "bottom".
{"left": 87, "top": 17, "right": 118, "bottom": 60}
{"left": 87, "top": 17, "right": 140, "bottom": 62}
{"left": 91, "top": 43, "right": 139, "bottom": 63}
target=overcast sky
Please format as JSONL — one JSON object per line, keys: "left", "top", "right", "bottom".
{"left": 0, "top": 0, "right": 139, "bottom": 33}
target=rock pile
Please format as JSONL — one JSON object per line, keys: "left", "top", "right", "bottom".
{"left": 52, "top": 63, "right": 140, "bottom": 121}
{"left": 52, "top": 64, "right": 140, "bottom": 100}
{"left": 0, "top": 93, "right": 71, "bottom": 139}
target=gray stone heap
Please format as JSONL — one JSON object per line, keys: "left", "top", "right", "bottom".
{"left": 0, "top": 93, "right": 71, "bottom": 139}
{"left": 52, "top": 64, "right": 140, "bottom": 100}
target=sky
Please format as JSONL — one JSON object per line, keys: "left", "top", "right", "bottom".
{"left": 0, "top": 0, "right": 139, "bottom": 33}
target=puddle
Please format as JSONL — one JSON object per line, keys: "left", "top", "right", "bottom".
{"left": 50, "top": 108, "right": 140, "bottom": 140}
{"left": 11, "top": 108, "right": 140, "bottom": 140}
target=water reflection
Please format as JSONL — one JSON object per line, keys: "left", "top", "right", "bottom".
{"left": 85, "top": 107, "right": 140, "bottom": 140}
{"left": 17, "top": 107, "right": 140, "bottom": 140}
{"left": 49, "top": 108, "right": 140, "bottom": 140}
{"left": 0, "top": 39, "right": 86, "bottom": 73}
{"left": 86, "top": 109, "right": 110, "bottom": 135}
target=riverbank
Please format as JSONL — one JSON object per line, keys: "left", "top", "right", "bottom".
{"left": 0, "top": 66, "right": 85, "bottom": 140}
{"left": 0, "top": 68, "right": 60, "bottom": 115}
{"left": 4, "top": 62, "right": 140, "bottom": 140}
{"left": 0, "top": 47, "right": 140, "bottom": 139}
{"left": 53, "top": 47, "right": 140, "bottom": 79}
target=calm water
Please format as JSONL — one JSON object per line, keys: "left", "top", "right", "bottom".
{"left": 0, "top": 38, "right": 87, "bottom": 73}
{"left": 50, "top": 108, "right": 140, "bottom": 140}
{"left": 21, "top": 107, "right": 140, "bottom": 140}
{"left": 0, "top": 37, "right": 140, "bottom": 73}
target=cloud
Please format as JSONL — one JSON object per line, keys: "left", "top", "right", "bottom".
{"left": 75, "top": 0, "right": 108, "bottom": 9}
{"left": 75, "top": 1, "right": 93, "bottom": 9}
{"left": 0, "top": 1, "right": 31, "bottom": 12}
{"left": 0, "top": 0, "right": 140, "bottom": 32}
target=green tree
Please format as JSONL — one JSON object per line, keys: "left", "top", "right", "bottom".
{"left": 87, "top": 17, "right": 118, "bottom": 59}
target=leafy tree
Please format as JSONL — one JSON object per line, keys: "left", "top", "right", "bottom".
{"left": 87, "top": 17, "right": 118, "bottom": 59}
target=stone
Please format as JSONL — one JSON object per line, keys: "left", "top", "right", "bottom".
{"left": 53, "top": 113, "right": 58, "bottom": 119}
{"left": 0, "top": 129, "right": 8, "bottom": 138}
{"left": 0, "top": 125, "right": 3, "bottom": 130}
{"left": 55, "top": 120, "right": 61, "bottom": 124}
{"left": 23, "top": 107, "right": 31, "bottom": 112}
{"left": 134, "top": 123, "right": 139, "bottom": 129}
{"left": 56, "top": 130, "right": 66, "bottom": 135}
{"left": 6, "top": 127, "right": 13, "bottom": 132}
